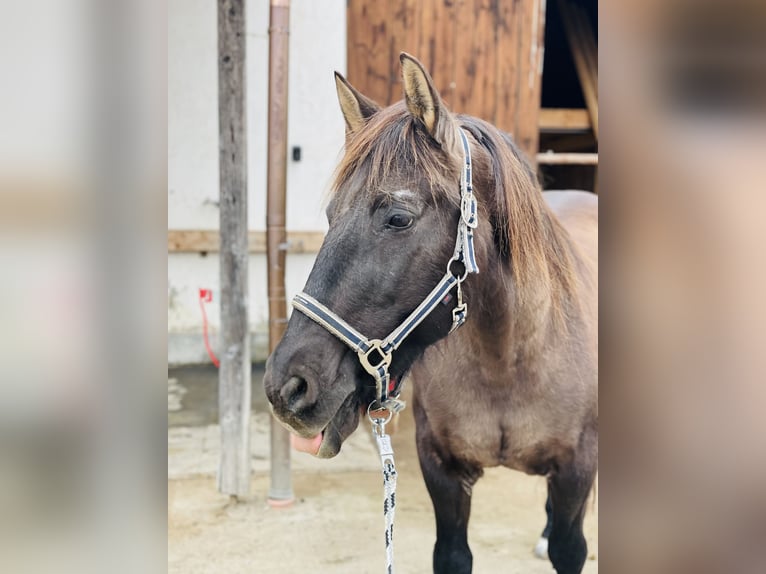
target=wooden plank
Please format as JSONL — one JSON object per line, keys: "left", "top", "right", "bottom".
{"left": 494, "top": 0, "right": 520, "bottom": 135}
{"left": 399, "top": 0, "right": 422, "bottom": 59}
{"left": 216, "top": 0, "right": 250, "bottom": 497}
{"left": 346, "top": 0, "right": 545, "bottom": 160}
{"left": 538, "top": 108, "right": 591, "bottom": 131}
{"left": 347, "top": 0, "right": 400, "bottom": 105}
{"left": 390, "top": 0, "right": 423, "bottom": 103}
{"left": 349, "top": 0, "right": 460, "bottom": 107}
{"left": 453, "top": 0, "right": 497, "bottom": 122}
{"left": 559, "top": 0, "right": 598, "bottom": 139}
{"left": 513, "top": 0, "right": 546, "bottom": 160}
{"left": 418, "top": 0, "right": 457, "bottom": 106}
{"left": 572, "top": 5, "right": 598, "bottom": 138}
{"left": 452, "top": 0, "right": 474, "bottom": 115}
{"left": 168, "top": 230, "right": 325, "bottom": 254}
{"left": 540, "top": 131, "right": 596, "bottom": 153}
{"left": 478, "top": 0, "right": 499, "bottom": 124}
{"left": 537, "top": 152, "right": 598, "bottom": 165}
{"left": 571, "top": 4, "right": 597, "bottom": 92}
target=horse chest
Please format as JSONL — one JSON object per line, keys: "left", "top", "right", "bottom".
{"left": 414, "top": 374, "right": 576, "bottom": 475}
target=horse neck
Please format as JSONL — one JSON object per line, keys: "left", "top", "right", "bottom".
{"left": 462, "top": 206, "right": 577, "bottom": 369}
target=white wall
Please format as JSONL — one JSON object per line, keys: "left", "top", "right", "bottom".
{"left": 168, "top": 0, "right": 346, "bottom": 364}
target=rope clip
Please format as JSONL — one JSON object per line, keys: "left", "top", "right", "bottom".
{"left": 368, "top": 402, "right": 395, "bottom": 466}
{"left": 367, "top": 401, "right": 392, "bottom": 436}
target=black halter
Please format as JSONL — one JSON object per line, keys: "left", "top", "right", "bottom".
{"left": 292, "top": 128, "right": 479, "bottom": 413}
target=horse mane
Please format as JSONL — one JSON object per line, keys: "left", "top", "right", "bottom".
{"left": 458, "top": 116, "right": 580, "bottom": 319}
{"left": 332, "top": 102, "right": 579, "bottom": 320}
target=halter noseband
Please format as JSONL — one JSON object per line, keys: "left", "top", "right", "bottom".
{"left": 292, "top": 128, "right": 479, "bottom": 413}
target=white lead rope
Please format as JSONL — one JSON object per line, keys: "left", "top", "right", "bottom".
{"left": 371, "top": 411, "right": 397, "bottom": 574}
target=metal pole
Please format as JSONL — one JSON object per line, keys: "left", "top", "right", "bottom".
{"left": 266, "top": 0, "right": 294, "bottom": 507}
{"left": 217, "top": 0, "right": 250, "bottom": 497}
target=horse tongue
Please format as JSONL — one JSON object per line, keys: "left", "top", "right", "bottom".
{"left": 290, "top": 433, "right": 323, "bottom": 455}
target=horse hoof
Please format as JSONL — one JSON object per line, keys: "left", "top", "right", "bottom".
{"left": 533, "top": 536, "right": 549, "bottom": 559}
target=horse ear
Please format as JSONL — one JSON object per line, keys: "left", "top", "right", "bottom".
{"left": 400, "top": 52, "right": 455, "bottom": 146}
{"left": 334, "top": 72, "right": 381, "bottom": 134}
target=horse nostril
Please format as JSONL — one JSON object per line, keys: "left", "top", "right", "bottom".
{"left": 280, "top": 375, "right": 310, "bottom": 412}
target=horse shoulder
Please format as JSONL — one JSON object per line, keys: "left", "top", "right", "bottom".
{"left": 543, "top": 190, "right": 598, "bottom": 266}
{"left": 543, "top": 190, "right": 598, "bottom": 406}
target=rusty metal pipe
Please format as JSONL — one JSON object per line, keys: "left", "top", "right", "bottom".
{"left": 266, "top": 0, "right": 294, "bottom": 506}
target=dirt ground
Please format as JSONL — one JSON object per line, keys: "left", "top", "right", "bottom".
{"left": 168, "top": 367, "right": 598, "bottom": 573}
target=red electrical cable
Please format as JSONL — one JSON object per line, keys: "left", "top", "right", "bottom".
{"left": 198, "top": 289, "right": 220, "bottom": 368}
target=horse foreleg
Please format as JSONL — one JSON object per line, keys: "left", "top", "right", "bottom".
{"left": 547, "top": 445, "right": 597, "bottom": 574}
{"left": 415, "top": 414, "right": 478, "bottom": 574}
{"left": 534, "top": 493, "right": 554, "bottom": 559}
{"left": 417, "top": 446, "right": 476, "bottom": 573}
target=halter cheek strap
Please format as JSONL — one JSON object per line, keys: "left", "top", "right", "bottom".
{"left": 291, "top": 128, "right": 479, "bottom": 412}
{"left": 455, "top": 128, "right": 479, "bottom": 274}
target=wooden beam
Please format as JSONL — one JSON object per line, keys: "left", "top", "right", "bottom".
{"left": 559, "top": 0, "right": 598, "bottom": 139}
{"left": 509, "top": 0, "right": 547, "bottom": 161}
{"left": 216, "top": 0, "right": 250, "bottom": 498}
{"left": 538, "top": 108, "right": 592, "bottom": 131}
{"left": 168, "top": 230, "right": 325, "bottom": 254}
{"left": 539, "top": 133, "right": 597, "bottom": 154}
{"left": 537, "top": 152, "right": 599, "bottom": 165}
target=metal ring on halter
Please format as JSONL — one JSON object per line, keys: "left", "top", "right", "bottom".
{"left": 367, "top": 401, "right": 393, "bottom": 425}
{"left": 446, "top": 257, "right": 469, "bottom": 283}
{"left": 461, "top": 195, "right": 478, "bottom": 229}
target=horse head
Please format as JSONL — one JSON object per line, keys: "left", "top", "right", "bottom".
{"left": 263, "top": 54, "right": 480, "bottom": 457}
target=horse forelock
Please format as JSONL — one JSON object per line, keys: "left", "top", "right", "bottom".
{"left": 331, "top": 102, "right": 461, "bottom": 207}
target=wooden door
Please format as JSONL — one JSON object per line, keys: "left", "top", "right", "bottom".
{"left": 346, "top": 0, "right": 546, "bottom": 161}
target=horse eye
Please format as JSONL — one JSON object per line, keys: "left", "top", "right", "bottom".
{"left": 387, "top": 213, "right": 414, "bottom": 229}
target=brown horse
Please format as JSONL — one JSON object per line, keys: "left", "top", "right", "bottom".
{"left": 263, "top": 53, "right": 597, "bottom": 574}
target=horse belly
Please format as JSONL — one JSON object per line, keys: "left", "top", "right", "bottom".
{"left": 498, "top": 408, "right": 582, "bottom": 476}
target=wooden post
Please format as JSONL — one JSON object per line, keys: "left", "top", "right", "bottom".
{"left": 559, "top": 0, "right": 598, "bottom": 139}
{"left": 266, "top": 0, "right": 294, "bottom": 506}
{"left": 217, "top": 0, "right": 250, "bottom": 497}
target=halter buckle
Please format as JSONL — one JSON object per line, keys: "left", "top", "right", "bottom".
{"left": 358, "top": 339, "right": 393, "bottom": 377}
{"left": 461, "top": 195, "right": 478, "bottom": 229}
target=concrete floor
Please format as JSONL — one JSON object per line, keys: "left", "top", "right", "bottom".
{"left": 168, "top": 365, "right": 598, "bottom": 573}
{"left": 169, "top": 364, "right": 269, "bottom": 428}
